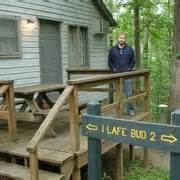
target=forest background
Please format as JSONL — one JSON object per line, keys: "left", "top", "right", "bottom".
{"left": 103, "top": 0, "right": 174, "bottom": 121}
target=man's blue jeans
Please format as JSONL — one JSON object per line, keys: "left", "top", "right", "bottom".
{"left": 124, "top": 79, "right": 134, "bottom": 113}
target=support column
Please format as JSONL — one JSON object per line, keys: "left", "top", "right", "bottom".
{"left": 170, "top": 110, "right": 180, "bottom": 180}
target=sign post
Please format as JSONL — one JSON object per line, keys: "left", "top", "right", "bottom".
{"left": 87, "top": 101, "right": 101, "bottom": 180}
{"left": 170, "top": 110, "right": 180, "bottom": 180}
{"left": 82, "top": 102, "right": 180, "bottom": 180}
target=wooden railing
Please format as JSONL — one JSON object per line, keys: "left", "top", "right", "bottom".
{"left": 66, "top": 69, "right": 151, "bottom": 170}
{"left": 27, "top": 85, "right": 74, "bottom": 180}
{"left": 0, "top": 80, "right": 16, "bottom": 140}
{"left": 25, "top": 69, "right": 150, "bottom": 180}
{"left": 67, "top": 69, "right": 150, "bottom": 120}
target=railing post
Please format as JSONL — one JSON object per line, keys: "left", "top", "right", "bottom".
{"left": 115, "top": 78, "right": 123, "bottom": 118}
{"left": 144, "top": 73, "right": 150, "bottom": 167}
{"left": 114, "top": 78, "right": 124, "bottom": 180}
{"left": 4, "top": 81, "right": 17, "bottom": 140}
{"left": 68, "top": 86, "right": 80, "bottom": 151}
{"left": 87, "top": 101, "right": 101, "bottom": 180}
{"left": 109, "top": 82, "right": 114, "bottom": 103}
{"left": 29, "top": 147, "right": 39, "bottom": 180}
{"left": 69, "top": 86, "right": 81, "bottom": 180}
{"left": 170, "top": 110, "right": 180, "bottom": 180}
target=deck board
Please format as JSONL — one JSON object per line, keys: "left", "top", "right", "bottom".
{"left": 0, "top": 161, "right": 64, "bottom": 180}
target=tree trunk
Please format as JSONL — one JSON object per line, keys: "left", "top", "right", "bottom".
{"left": 134, "top": 0, "right": 141, "bottom": 68}
{"left": 170, "top": 0, "right": 180, "bottom": 111}
{"left": 142, "top": 26, "right": 149, "bottom": 68}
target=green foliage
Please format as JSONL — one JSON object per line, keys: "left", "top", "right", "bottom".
{"left": 176, "top": 51, "right": 180, "bottom": 58}
{"left": 124, "top": 160, "right": 169, "bottom": 180}
{"left": 104, "top": 0, "right": 174, "bottom": 120}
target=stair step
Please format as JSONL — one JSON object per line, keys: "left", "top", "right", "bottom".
{"left": 0, "top": 147, "right": 74, "bottom": 165}
{"left": 0, "top": 161, "right": 64, "bottom": 180}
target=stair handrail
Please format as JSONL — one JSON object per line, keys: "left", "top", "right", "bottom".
{"left": 27, "top": 85, "right": 74, "bottom": 153}
{"left": 26, "top": 85, "right": 74, "bottom": 180}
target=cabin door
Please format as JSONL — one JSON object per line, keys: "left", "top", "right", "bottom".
{"left": 39, "top": 19, "right": 62, "bottom": 84}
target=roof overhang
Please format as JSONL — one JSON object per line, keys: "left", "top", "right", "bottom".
{"left": 93, "top": 0, "right": 117, "bottom": 27}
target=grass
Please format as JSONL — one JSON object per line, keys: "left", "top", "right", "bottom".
{"left": 124, "top": 160, "right": 169, "bottom": 180}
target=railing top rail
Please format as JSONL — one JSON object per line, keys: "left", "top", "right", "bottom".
{"left": 27, "top": 85, "right": 74, "bottom": 153}
{"left": 67, "top": 69, "right": 150, "bottom": 85}
{"left": 66, "top": 68, "right": 112, "bottom": 74}
{"left": 0, "top": 80, "right": 14, "bottom": 84}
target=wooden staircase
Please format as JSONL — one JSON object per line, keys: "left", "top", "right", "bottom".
{"left": 0, "top": 161, "right": 64, "bottom": 180}
{"left": 0, "top": 144, "right": 74, "bottom": 180}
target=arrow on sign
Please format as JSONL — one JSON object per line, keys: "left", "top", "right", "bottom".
{"left": 86, "top": 124, "right": 98, "bottom": 131}
{"left": 161, "top": 134, "right": 178, "bottom": 144}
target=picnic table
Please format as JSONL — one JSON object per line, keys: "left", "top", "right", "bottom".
{"left": 14, "top": 83, "right": 66, "bottom": 123}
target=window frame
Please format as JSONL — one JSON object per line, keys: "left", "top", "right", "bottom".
{"left": 0, "top": 16, "right": 22, "bottom": 58}
{"left": 68, "top": 25, "right": 89, "bottom": 69}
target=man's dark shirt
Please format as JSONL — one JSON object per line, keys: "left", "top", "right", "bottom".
{"left": 108, "top": 44, "right": 135, "bottom": 73}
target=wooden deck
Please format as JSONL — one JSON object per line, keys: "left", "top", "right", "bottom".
{"left": 0, "top": 69, "right": 151, "bottom": 180}
{"left": 0, "top": 110, "right": 119, "bottom": 179}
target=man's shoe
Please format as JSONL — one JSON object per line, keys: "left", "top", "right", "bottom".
{"left": 129, "top": 111, "right": 135, "bottom": 116}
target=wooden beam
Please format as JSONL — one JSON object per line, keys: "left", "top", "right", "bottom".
{"left": 27, "top": 86, "right": 74, "bottom": 153}
{"left": 101, "top": 102, "right": 118, "bottom": 112}
{"left": 115, "top": 79, "right": 123, "bottom": 118}
{"left": 67, "top": 69, "right": 149, "bottom": 85}
{"left": 0, "top": 112, "right": 41, "bottom": 122}
{"left": 16, "top": 112, "right": 41, "bottom": 122}
{"left": 133, "top": 112, "right": 150, "bottom": 121}
{"left": 0, "top": 80, "right": 14, "bottom": 85}
{"left": 0, "top": 111, "right": 8, "bottom": 119}
{"left": 123, "top": 92, "right": 147, "bottom": 103}
{"left": 66, "top": 68, "right": 111, "bottom": 74}
{"left": 80, "top": 87, "right": 116, "bottom": 92}
{"left": 29, "top": 148, "right": 39, "bottom": 180}
{"left": 115, "top": 143, "right": 123, "bottom": 180}
{"left": 144, "top": 73, "right": 150, "bottom": 112}
{"left": 68, "top": 86, "right": 80, "bottom": 152}
{"left": 144, "top": 73, "right": 150, "bottom": 167}
{"left": 0, "top": 85, "right": 8, "bottom": 96}
{"left": 15, "top": 83, "right": 66, "bottom": 96}
{"left": 5, "top": 83, "right": 17, "bottom": 141}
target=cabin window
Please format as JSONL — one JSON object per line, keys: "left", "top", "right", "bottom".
{"left": 0, "top": 17, "right": 21, "bottom": 58}
{"left": 68, "top": 26, "right": 89, "bottom": 68}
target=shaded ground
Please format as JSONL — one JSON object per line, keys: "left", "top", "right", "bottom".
{"left": 102, "top": 147, "right": 169, "bottom": 180}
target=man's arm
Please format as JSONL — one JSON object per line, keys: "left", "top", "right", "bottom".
{"left": 129, "top": 48, "right": 136, "bottom": 70}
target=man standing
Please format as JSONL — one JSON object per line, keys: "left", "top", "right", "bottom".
{"left": 108, "top": 32, "right": 136, "bottom": 115}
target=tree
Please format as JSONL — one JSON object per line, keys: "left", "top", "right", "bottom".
{"left": 170, "top": 0, "right": 180, "bottom": 111}
{"left": 133, "top": 0, "right": 141, "bottom": 69}
{"left": 105, "top": 0, "right": 174, "bottom": 119}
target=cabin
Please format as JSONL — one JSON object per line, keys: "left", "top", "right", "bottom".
{"left": 0, "top": 0, "right": 116, "bottom": 85}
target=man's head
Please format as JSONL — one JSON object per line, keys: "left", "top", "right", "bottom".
{"left": 117, "top": 32, "right": 127, "bottom": 46}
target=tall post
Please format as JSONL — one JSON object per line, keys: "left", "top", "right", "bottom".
{"left": 69, "top": 86, "right": 81, "bottom": 180}
{"left": 29, "top": 148, "right": 39, "bottom": 180}
{"left": 4, "top": 81, "right": 17, "bottom": 140}
{"left": 87, "top": 101, "right": 101, "bottom": 180}
{"left": 170, "top": 109, "right": 180, "bottom": 180}
{"left": 114, "top": 78, "right": 124, "bottom": 180}
{"left": 144, "top": 73, "right": 150, "bottom": 167}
